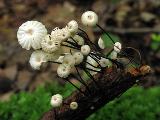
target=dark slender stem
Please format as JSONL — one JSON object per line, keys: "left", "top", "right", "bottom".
{"left": 75, "top": 67, "right": 92, "bottom": 94}
{"left": 89, "top": 54, "right": 102, "bottom": 69}
{"left": 122, "top": 47, "right": 142, "bottom": 66}
{"left": 120, "top": 51, "right": 140, "bottom": 65}
{"left": 90, "top": 52, "right": 101, "bottom": 59}
{"left": 64, "top": 78, "right": 87, "bottom": 96}
{"left": 61, "top": 44, "right": 80, "bottom": 50}
{"left": 86, "top": 61, "right": 101, "bottom": 69}
{"left": 70, "top": 37, "right": 79, "bottom": 46}
{"left": 96, "top": 24, "right": 141, "bottom": 68}
{"left": 86, "top": 67, "right": 101, "bottom": 73}
{"left": 78, "top": 28, "right": 99, "bottom": 51}
{"left": 119, "top": 52, "right": 139, "bottom": 69}
{"left": 48, "top": 61, "right": 62, "bottom": 64}
{"left": 83, "top": 69, "right": 101, "bottom": 90}
{"left": 65, "top": 40, "right": 80, "bottom": 48}
{"left": 90, "top": 52, "right": 104, "bottom": 60}
{"left": 96, "top": 24, "right": 115, "bottom": 44}
{"left": 90, "top": 52, "right": 122, "bottom": 68}
{"left": 106, "top": 49, "right": 114, "bottom": 57}
{"left": 78, "top": 28, "right": 90, "bottom": 40}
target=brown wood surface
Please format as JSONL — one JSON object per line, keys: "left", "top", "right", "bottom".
{"left": 41, "top": 65, "right": 150, "bottom": 120}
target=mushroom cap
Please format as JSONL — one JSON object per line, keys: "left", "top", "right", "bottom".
{"left": 17, "top": 21, "right": 47, "bottom": 50}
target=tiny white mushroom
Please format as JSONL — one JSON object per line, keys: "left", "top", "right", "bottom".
{"left": 17, "top": 21, "right": 47, "bottom": 50}
{"left": 73, "top": 52, "right": 84, "bottom": 65}
{"left": 81, "top": 45, "right": 91, "bottom": 55}
{"left": 57, "top": 64, "right": 72, "bottom": 78}
{"left": 86, "top": 56, "right": 100, "bottom": 75}
{"left": 99, "top": 58, "right": 110, "bottom": 67}
{"left": 81, "top": 11, "right": 98, "bottom": 26}
{"left": 70, "top": 102, "right": 78, "bottom": 110}
{"left": 110, "top": 51, "right": 117, "bottom": 59}
{"left": 86, "top": 56, "right": 98, "bottom": 69}
{"left": 63, "top": 54, "right": 75, "bottom": 66}
{"left": 114, "top": 42, "right": 122, "bottom": 53}
{"left": 50, "top": 94, "right": 63, "bottom": 107}
{"left": 98, "top": 37, "right": 105, "bottom": 49}
{"left": 41, "top": 34, "right": 61, "bottom": 53}
{"left": 29, "top": 50, "right": 47, "bottom": 70}
{"left": 51, "top": 27, "right": 62, "bottom": 40}
{"left": 51, "top": 27, "right": 70, "bottom": 42}
{"left": 60, "top": 27, "right": 71, "bottom": 42}
{"left": 67, "top": 20, "right": 78, "bottom": 33}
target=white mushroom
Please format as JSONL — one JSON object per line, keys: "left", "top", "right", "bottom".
{"left": 29, "top": 50, "right": 47, "bottom": 70}
{"left": 50, "top": 94, "right": 63, "bottom": 107}
{"left": 57, "top": 64, "right": 72, "bottom": 78}
{"left": 114, "top": 42, "right": 122, "bottom": 53}
{"left": 67, "top": 20, "right": 78, "bottom": 33}
{"left": 17, "top": 21, "right": 47, "bottom": 50}
{"left": 41, "top": 34, "right": 61, "bottom": 53}
{"left": 98, "top": 37, "right": 105, "bottom": 49}
{"left": 81, "top": 11, "right": 98, "bottom": 26}
{"left": 81, "top": 45, "right": 91, "bottom": 55}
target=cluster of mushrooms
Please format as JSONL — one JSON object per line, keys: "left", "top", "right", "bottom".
{"left": 17, "top": 11, "right": 122, "bottom": 109}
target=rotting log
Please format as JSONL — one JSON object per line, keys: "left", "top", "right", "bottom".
{"left": 41, "top": 65, "right": 150, "bottom": 120}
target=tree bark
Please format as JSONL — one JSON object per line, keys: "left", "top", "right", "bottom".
{"left": 41, "top": 66, "right": 150, "bottom": 120}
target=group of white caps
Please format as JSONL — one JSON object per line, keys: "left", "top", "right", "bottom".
{"left": 17, "top": 11, "right": 122, "bottom": 108}
{"left": 50, "top": 94, "right": 78, "bottom": 110}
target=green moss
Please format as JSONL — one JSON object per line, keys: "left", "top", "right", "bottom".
{"left": 87, "top": 87, "right": 160, "bottom": 120}
{"left": 0, "top": 83, "right": 75, "bottom": 120}
{"left": 0, "top": 82, "right": 160, "bottom": 120}
{"left": 151, "top": 33, "right": 160, "bottom": 50}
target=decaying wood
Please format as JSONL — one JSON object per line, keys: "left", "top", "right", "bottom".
{"left": 41, "top": 65, "right": 150, "bottom": 120}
